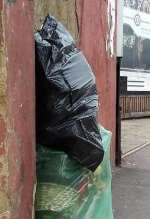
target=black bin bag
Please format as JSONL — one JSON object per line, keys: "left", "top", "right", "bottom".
{"left": 35, "top": 15, "right": 104, "bottom": 171}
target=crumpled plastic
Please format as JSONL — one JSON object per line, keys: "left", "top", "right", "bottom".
{"left": 35, "top": 15, "right": 104, "bottom": 171}
{"left": 35, "top": 126, "right": 113, "bottom": 219}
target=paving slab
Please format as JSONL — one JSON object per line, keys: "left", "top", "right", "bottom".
{"left": 122, "top": 144, "right": 150, "bottom": 170}
{"left": 121, "top": 118, "right": 150, "bottom": 154}
{"left": 112, "top": 146, "right": 150, "bottom": 219}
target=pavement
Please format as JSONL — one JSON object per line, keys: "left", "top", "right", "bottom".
{"left": 121, "top": 118, "right": 150, "bottom": 154}
{"left": 113, "top": 119, "right": 150, "bottom": 219}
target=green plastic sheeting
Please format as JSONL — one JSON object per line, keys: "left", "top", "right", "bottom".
{"left": 35, "top": 127, "right": 113, "bottom": 219}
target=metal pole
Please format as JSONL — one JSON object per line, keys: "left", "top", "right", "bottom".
{"left": 116, "top": 0, "right": 123, "bottom": 166}
{"left": 116, "top": 57, "right": 122, "bottom": 166}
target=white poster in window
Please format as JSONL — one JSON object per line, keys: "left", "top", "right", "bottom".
{"left": 123, "top": 0, "right": 150, "bottom": 52}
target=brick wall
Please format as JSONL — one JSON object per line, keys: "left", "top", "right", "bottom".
{"left": 0, "top": 1, "right": 35, "bottom": 218}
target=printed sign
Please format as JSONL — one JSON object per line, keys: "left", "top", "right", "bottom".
{"left": 124, "top": 7, "right": 150, "bottom": 39}
{"left": 121, "top": 0, "right": 150, "bottom": 91}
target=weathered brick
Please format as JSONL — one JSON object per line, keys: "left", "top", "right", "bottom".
{"left": 0, "top": 117, "right": 6, "bottom": 145}
{"left": 34, "top": 0, "right": 78, "bottom": 40}
{"left": 0, "top": 4, "right": 9, "bottom": 218}
{"left": 0, "top": 191, "right": 9, "bottom": 216}
{"left": 2, "top": 0, "right": 35, "bottom": 218}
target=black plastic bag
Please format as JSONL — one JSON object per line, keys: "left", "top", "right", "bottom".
{"left": 35, "top": 15, "right": 104, "bottom": 171}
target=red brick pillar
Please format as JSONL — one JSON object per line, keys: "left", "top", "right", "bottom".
{"left": 0, "top": 1, "right": 35, "bottom": 218}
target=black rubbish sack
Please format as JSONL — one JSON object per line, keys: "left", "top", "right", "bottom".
{"left": 35, "top": 15, "right": 104, "bottom": 171}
